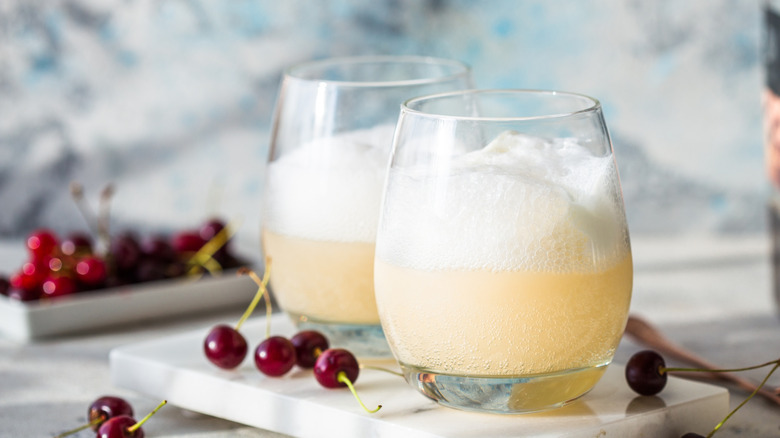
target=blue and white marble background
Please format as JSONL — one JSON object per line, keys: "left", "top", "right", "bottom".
{"left": 0, "top": 0, "right": 765, "bottom": 248}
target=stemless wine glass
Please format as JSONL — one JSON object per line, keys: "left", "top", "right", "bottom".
{"left": 262, "top": 56, "right": 472, "bottom": 357}
{"left": 374, "top": 89, "right": 633, "bottom": 413}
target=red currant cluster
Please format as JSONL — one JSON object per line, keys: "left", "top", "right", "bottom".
{"left": 203, "top": 266, "right": 380, "bottom": 413}
{"left": 55, "top": 395, "right": 166, "bottom": 438}
{"left": 0, "top": 218, "right": 245, "bottom": 302}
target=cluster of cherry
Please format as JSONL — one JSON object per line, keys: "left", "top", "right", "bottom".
{"left": 55, "top": 395, "right": 165, "bottom": 438}
{"left": 203, "top": 265, "right": 380, "bottom": 413}
{"left": 0, "top": 218, "right": 244, "bottom": 302}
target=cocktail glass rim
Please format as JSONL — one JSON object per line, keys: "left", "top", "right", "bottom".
{"left": 283, "top": 55, "right": 472, "bottom": 88}
{"left": 402, "top": 88, "right": 602, "bottom": 122}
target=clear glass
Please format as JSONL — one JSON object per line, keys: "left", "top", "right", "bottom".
{"left": 262, "top": 56, "right": 473, "bottom": 357}
{"left": 375, "top": 89, "right": 633, "bottom": 412}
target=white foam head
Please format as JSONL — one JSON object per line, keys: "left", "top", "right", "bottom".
{"left": 263, "top": 124, "right": 396, "bottom": 242}
{"left": 376, "top": 131, "right": 629, "bottom": 272}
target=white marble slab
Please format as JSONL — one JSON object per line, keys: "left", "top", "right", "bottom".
{"left": 110, "top": 314, "right": 729, "bottom": 438}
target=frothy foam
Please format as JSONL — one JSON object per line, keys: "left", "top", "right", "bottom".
{"left": 376, "top": 130, "right": 629, "bottom": 272}
{"left": 263, "top": 124, "right": 396, "bottom": 243}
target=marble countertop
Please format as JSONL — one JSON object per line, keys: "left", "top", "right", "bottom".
{"left": 1, "top": 234, "right": 779, "bottom": 437}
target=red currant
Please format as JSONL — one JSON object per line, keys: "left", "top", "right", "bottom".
{"left": 203, "top": 325, "right": 248, "bottom": 369}
{"left": 255, "top": 336, "right": 297, "bottom": 377}
{"left": 313, "top": 348, "right": 359, "bottom": 389}
{"left": 625, "top": 350, "right": 668, "bottom": 396}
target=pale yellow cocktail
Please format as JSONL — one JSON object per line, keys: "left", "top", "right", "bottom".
{"left": 262, "top": 230, "right": 379, "bottom": 324}
{"left": 374, "top": 123, "right": 633, "bottom": 412}
{"left": 262, "top": 56, "right": 473, "bottom": 358}
{"left": 261, "top": 125, "right": 394, "bottom": 356}
{"left": 375, "top": 254, "right": 632, "bottom": 377}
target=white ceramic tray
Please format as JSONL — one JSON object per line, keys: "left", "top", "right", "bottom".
{"left": 110, "top": 314, "right": 729, "bottom": 438}
{"left": 0, "top": 271, "right": 258, "bottom": 342}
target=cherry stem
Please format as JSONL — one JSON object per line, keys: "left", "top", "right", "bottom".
{"left": 704, "top": 362, "right": 780, "bottom": 438}
{"left": 359, "top": 364, "right": 404, "bottom": 378}
{"left": 337, "top": 371, "right": 381, "bottom": 414}
{"left": 54, "top": 417, "right": 102, "bottom": 438}
{"left": 97, "top": 184, "right": 114, "bottom": 255}
{"left": 660, "top": 358, "right": 780, "bottom": 376}
{"left": 236, "top": 258, "right": 272, "bottom": 335}
{"left": 188, "top": 218, "right": 242, "bottom": 276}
{"left": 626, "top": 315, "right": 780, "bottom": 405}
{"left": 69, "top": 182, "right": 101, "bottom": 238}
{"left": 127, "top": 399, "right": 167, "bottom": 433}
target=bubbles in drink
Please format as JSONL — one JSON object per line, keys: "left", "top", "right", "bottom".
{"left": 374, "top": 130, "right": 633, "bottom": 376}
{"left": 377, "top": 130, "right": 629, "bottom": 273}
{"left": 264, "top": 124, "right": 396, "bottom": 242}
{"left": 262, "top": 124, "right": 396, "bottom": 325}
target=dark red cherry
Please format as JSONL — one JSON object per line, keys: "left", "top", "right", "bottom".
{"left": 314, "top": 348, "right": 359, "bottom": 389}
{"left": 254, "top": 336, "right": 297, "bottom": 377}
{"left": 110, "top": 233, "right": 142, "bottom": 273}
{"left": 96, "top": 399, "right": 166, "bottom": 438}
{"left": 135, "top": 259, "right": 168, "bottom": 283}
{"left": 42, "top": 276, "right": 78, "bottom": 298}
{"left": 89, "top": 396, "right": 134, "bottom": 431}
{"left": 171, "top": 231, "right": 205, "bottom": 254}
{"left": 27, "top": 229, "right": 59, "bottom": 259}
{"left": 199, "top": 219, "right": 233, "bottom": 264}
{"left": 7, "top": 286, "right": 41, "bottom": 301}
{"left": 0, "top": 276, "right": 9, "bottom": 295}
{"left": 141, "top": 236, "right": 176, "bottom": 263}
{"left": 76, "top": 256, "right": 108, "bottom": 286}
{"left": 12, "top": 262, "right": 46, "bottom": 292}
{"left": 204, "top": 325, "right": 248, "bottom": 369}
{"left": 199, "top": 219, "right": 226, "bottom": 242}
{"left": 97, "top": 415, "right": 142, "bottom": 438}
{"left": 681, "top": 434, "right": 705, "bottom": 438}
{"left": 625, "top": 350, "right": 668, "bottom": 396}
{"left": 290, "top": 330, "right": 329, "bottom": 368}
{"left": 60, "top": 232, "right": 93, "bottom": 256}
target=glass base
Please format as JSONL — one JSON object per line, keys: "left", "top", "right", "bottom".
{"left": 400, "top": 362, "right": 609, "bottom": 414}
{"left": 289, "top": 314, "right": 393, "bottom": 359}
